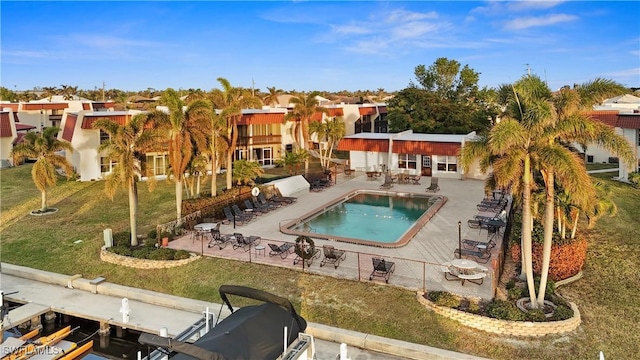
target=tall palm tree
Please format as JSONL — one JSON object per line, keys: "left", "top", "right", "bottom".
{"left": 210, "top": 78, "right": 262, "bottom": 192}
{"left": 93, "top": 114, "right": 160, "bottom": 246}
{"left": 232, "top": 159, "right": 264, "bottom": 186}
{"left": 11, "top": 127, "right": 74, "bottom": 212}
{"left": 151, "top": 88, "right": 212, "bottom": 223}
{"left": 263, "top": 86, "right": 282, "bottom": 107}
{"left": 309, "top": 116, "right": 346, "bottom": 169}
{"left": 40, "top": 86, "right": 58, "bottom": 101}
{"left": 284, "top": 91, "right": 327, "bottom": 173}
{"left": 203, "top": 109, "right": 227, "bottom": 197}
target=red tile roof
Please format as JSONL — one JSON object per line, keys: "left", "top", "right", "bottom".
{"left": 336, "top": 138, "right": 388, "bottom": 152}
{"left": 0, "top": 113, "right": 13, "bottom": 137}
{"left": 393, "top": 140, "right": 460, "bottom": 156}
{"left": 62, "top": 114, "right": 77, "bottom": 142}
{"left": 81, "top": 114, "right": 130, "bottom": 129}
{"left": 238, "top": 113, "right": 285, "bottom": 125}
{"left": 15, "top": 123, "right": 36, "bottom": 131}
{"left": 2, "top": 103, "right": 19, "bottom": 112}
{"left": 584, "top": 110, "right": 619, "bottom": 127}
{"left": 616, "top": 114, "right": 640, "bottom": 129}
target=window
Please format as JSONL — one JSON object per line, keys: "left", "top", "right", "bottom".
{"left": 100, "top": 157, "right": 117, "bottom": 174}
{"left": 99, "top": 130, "right": 110, "bottom": 144}
{"left": 398, "top": 154, "right": 417, "bottom": 169}
{"left": 422, "top": 155, "right": 431, "bottom": 168}
{"left": 436, "top": 155, "right": 458, "bottom": 172}
{"left": 145, "top": 154, "right": 168, "bottom": 176}
{"left": 355, "top": 115, "right": 372, "bottom": 133}
{"left": 637, "top": 130, "right": 640, "bottom": 146}
{"left": 235, "top": 149, "right": 248, "bottom": 161}
{"left": 374, "top": 113, "right": 388, "bottom": 133}
{"left": 253, "top": 147, "right": 273, "bottom": 166}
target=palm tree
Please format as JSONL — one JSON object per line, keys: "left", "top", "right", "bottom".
{"left": 151, "top": 88, "right": 212, "bottom": 223}
{"left": 309, "top": 116, "right": 346, "bottom": 169}
{"left": 276, "top": 149, "right": 308, "bottom": 175}
{"left": 210, "top": 78, "right": 262, "bottom": 192}
{"left": 40, "top": 86, "right": 58, "bottom": 101}
{"left": 232, "top": 160, "right": 264, "bottom": 186}
{"left": 263, "top": 86, "right": 282, "bottom": 107}
{"left": 284, "top": 91, "right": 327, "bottom": 173}
{"left": 11, "top": 127, "right": 74, "bottom": 212}
{"left": 93, "top": 114, "right": 160, "bottom": 246}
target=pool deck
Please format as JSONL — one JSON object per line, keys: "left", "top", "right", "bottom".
{"left": 168, "top": 172, "right": 505, "bottom": 300}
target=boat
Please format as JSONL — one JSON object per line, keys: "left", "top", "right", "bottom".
{"left": 139, "top": 285, "right": 312, "bottom": 360}
{"left": 0, "top": 329, "right": 41, "bottom": 358}
{"left": 2, "top": 326, "right": 73, "bottom": 360}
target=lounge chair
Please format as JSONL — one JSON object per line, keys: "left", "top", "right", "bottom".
{"left": 254, "top": 196, "right": 277, "bottom": 211}
{"left": 232, "top": 204, "right": 254, "bottom": 221}
{"left": 319, "top": 245, "right": 346, "bottom": 269}
{"left": 369, "top": 257, "right": 395, "bottom": 283}
{"left": 425, "top": 177, "right": 440, "bottom": 192}
{"left": 244, "top": 199, "right": 266, "bottom": 215}
{"left": 258, "top": 192, "right": 284, "bottom": 208}
{"left": 293, "top": 247, "right": 321, "bottom": 267}
{"left": 207, "top": 228, "right": 231, "bottom": 250}
{"left": 223, "top": 206, "right": 244, "bottom": 225}
{"left": 271, "top": 190, "right": 297, "bottom": 204}
{"left": 454, "top": 247, "right": 492, "bottom": 264}
{"left": 268, "top": 242, "right": 294, "bottom": 259}
{"left": 232, "top": 232, "right": 261, "bottom": 251}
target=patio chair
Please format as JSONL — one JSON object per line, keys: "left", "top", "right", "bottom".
{"left": 207, "top": 228, "right": 231, "bottom": 250}
{"left": 268, "top": 242, "right": 293, "bottom": 259}
{"left": 258, "top": 192, "right": 284, "bottom": 208}
{"left": 244, "top": 199, "right": 266, "bottom": 215}
{"left": 425, "top": 177, "right": 440, "bottom": 192}
{"left": 254, "top": 195, "right": 278, "bottom": 211}
{"left": 223, "top": 206, "right": 244, "bottom": 225}
{"left": 411, "top": 175, "right": 421, "bottom": 185}
{"left": 319, "top": 245, "right": 346, "bottom": 269}
{"left": 232, "top": 204, "right": 254, "bottom": 222}
{"left": 369, "top": 257, "right": 396, "bottom": 283}
{"left": 232, "top": 232, "right": 261, "bottom": 251}
{"left": 271, "top": 190, "right": 297, "bottom": 204}
{"left": 454, "top": 247, "right": 492, "bottom": 264}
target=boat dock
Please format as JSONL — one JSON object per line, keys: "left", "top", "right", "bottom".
{"left": 1, "top": 262, "right": 486, "bottom": 360}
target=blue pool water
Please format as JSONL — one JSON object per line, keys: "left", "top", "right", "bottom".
{"left": 289, "top": 192, "right": 435, "bottom": 243}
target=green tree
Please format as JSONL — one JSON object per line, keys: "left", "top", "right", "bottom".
{"left": 284, "top": 91, "right": 327, "bottom": 173}
{"left": 11, "top": 127, "right": 74, "bottom": 212}
{"left": 309, "top": 116, "right": 346, "bottom": 169}
{"left": 232, "top": 159, "right": 264, "bottom": 186}
{"left": 0, "top": 87, "right": 18, "bottom": 102}
{"left": 388, "top": 58, "right": 498, "bottom": 134}
{"left": 209, "top": 78, "right": 262, "bottom": 192}
{"left": 151, "top": 88, "right": 212, "bottom": 222}
{"left": 263, "top": 86, "right": 283, "bottom": 107}
{"left": 276, "top": 150, "right": 308, "bottom": 175}
{"left": 93, "top": 114, "right": 160, "bottom": 246}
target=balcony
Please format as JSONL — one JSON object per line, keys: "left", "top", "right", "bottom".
{"left": 237, "top": 135, "right": 282, "bottom": 146}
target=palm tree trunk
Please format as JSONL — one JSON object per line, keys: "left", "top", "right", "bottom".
{"left": 522, "top": 154, "right": 538, "bottom": 308}
{"left": 226, "top": 151, "right": 233, "bottom": 191}
{"left": 537, "top": 170, "right": 554, "bottom": 306}
{"left": 40, "top": 188, "right": 47, "bottom": 211}
{"left": 128, "top": 179, "right": 139, "bottom": 246}
{"left": 175, "top": 180, "right": 183, "bottom": 223}
{"left": 571, "top": 210, "right": 579, "bottom": 239}
{"left": 210, "top": 136, "right": 218, "bottom": 196}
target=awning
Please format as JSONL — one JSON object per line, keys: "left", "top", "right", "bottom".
{"left": 81, "top": 114, "right": 130, "bottom": 129}
{"left": 22, "top": 103, "right": 69, "bottom": 111}
{"left": 0, "top": 113, "right": 12, "bottom": 137}
{"left": 616, "top": 115, "right": 640, "bottom": 129}
{"left": 62, "top": 114, "right": 78, "bottom": 142}
{"left": 336, "top": 138, "right": 388, "bottom": 152}
{"left": 358, "top": 107, "right": 377, "bottom": 116}
{"left": 238, "top": 113, "right": 284, "bottom": 125}
{"left": 15, "top": 123, "right": 36, "bottom": 131}
{"left": 393, "top": 140, "right": 460, "bottom": 156}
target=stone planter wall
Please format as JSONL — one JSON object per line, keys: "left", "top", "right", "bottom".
{"left": 100, "top": 247, "right": 199, "bottom": 269}
{"left": 417, "top": 291, "right": 581, "bottom": 337}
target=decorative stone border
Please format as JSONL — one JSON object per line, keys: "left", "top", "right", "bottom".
{"left": 29, "top": 208, "right": 59, "bottom": 216}
{"left": 100, "top": 247, "right": 200, "bottom": 269}
{"left": 417, "top": 291, "right": 581, "bottom": 337}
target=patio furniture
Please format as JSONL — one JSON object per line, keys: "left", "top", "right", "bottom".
{"left": 293, "top": 247, "right": 321, "bottom": 267}
{"left": 454, "top": 247, "right": 492, "bottom": 264}
{"left": 425, "top": 177, "right": 440, "bottom": 192}
{"left": 369, "top": 257, "right": 395, "bottom": 283}
{"left": 411, "top": 175, "right": 421, "bottom": 185}
{"left": 244, "top": 199, "right": 266, "bottom": 215}
{"left": 232, "top": 232, "right": 261, "bottom": 252}
{"left": 319, "top": 245, "right": 346, "bottom": 269}
{"left": 207, "top": 229, "right": 231, "bottom": 250}
{"left": 232, "top": 204, "right": 254, "bottom": 221}
{"left": 268, "top": 242, "right": 294, "bottom": 259}
{"left": 224, "top": 206, "right": 245, "bottom": 225}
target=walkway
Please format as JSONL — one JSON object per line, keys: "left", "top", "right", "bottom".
{"left": 168, "top": 172, "right": 504, "bottom": 300}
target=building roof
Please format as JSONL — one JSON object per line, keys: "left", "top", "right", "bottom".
{"left": 342, "top": 131, "right": 473, "bottom": 143}
{"left": 603, "top": 94, "right": 640, "bottom": 104}
{"left": 337, "top": 131, "right": 472, "bottom": 155}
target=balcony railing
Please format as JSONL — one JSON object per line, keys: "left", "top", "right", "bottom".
{"left": 236, "top": 135, "right": 282, "bottom": 146}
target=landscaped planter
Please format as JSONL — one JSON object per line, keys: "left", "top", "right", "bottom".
{"left": 417, "top": 291, "right": 581, "bottom": 337}
{"left": 510, "top": 238, "right": 587, "bottom": 281}
{"left": 100, "top": 247, "right": 199, "bottom": 269}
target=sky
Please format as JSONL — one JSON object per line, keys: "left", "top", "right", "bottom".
{"left": 1, "top": 1, "right": 639, "bottom": 94}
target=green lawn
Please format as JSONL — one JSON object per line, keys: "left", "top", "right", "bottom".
{"left": 1, "top": 165, "right": 639, "bottom": 359}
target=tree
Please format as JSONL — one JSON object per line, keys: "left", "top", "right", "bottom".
{"left": 210, "top": 78, "right": 262, "bottom": 192}
{"left": 388, "top": 58, "right": 498, "bottom": 134}
{"left": 276, "top": 150, "right": 308, "bottom": 175}
{"left": 40, "top": 86, "right": 58, "bottom": 101}
{"left": 152, "top": 88, "right": 212, "bottom": 223}
{"left": 263, "top": 86, "right": 283, "bottom": 107}
{"left": 11, "top": 127, "right": 74, "bottom": 212}
{"left": 232, "top": 160, "right": 264, "bottom": 186}
{"left": 284, "top": 91, "right": 327, "bottom": 173}
{"left": 309, "top": 116, "right": 346, "bottom": 169}
{"left": 93, "top": 114, "right": 160, "bottom": 246}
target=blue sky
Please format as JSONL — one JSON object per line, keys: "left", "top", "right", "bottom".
{"left": 2, "top": 1, "right": 639, "bottom": 93}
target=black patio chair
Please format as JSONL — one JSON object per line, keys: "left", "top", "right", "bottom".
{"left": 369, "top": 257, "right": 395, "bottom": 283}
{"left": 253, "top": 196, "right": 277, "bottom": 211}
{"left": 244, "top": 199, "right": 266, "bottom": 215}
{"left": 223, "top": 206, "right": 243, "bottom": 225}
{"left": 232, "top": 232, "right": 261, "bottom": 252}
{"left": 207, "top": 228, "right": 231, "bottom": 250}
{"left": 319, "top": 245, "right": 346, "bottom": 269}
{"left": 268, "top": 242, "right": 294, "bottom": 259}
{"left": 232, "top": 204, "right": 254, "bottom": 221}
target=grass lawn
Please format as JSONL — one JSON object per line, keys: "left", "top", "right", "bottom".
{"left": 1, "top": 165, "right": 639, "bottom": 359}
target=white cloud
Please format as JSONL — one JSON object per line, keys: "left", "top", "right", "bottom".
{"left": 604, "top": 68, "right": 640, "bottom": 79}
{"left": 66, "top": 34, "right": 163, "bottom": 50}
{"left": 504, "top": 14, "right": 577, "bottom": 30}
{"left": 507, "top": 1, "right": 565, "bottom": 12}
{"left": 331, "top": 24, "right": 374, "bottom": 35}
{"left": 385, "top": 9, "right": 438, "bottom": 23}
{"left": 2, "top": 50, "right": 50, "bottom": 59}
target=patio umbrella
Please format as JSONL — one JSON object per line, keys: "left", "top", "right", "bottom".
{"left": 458, "top": 221, "right": 462, "bottom": 259}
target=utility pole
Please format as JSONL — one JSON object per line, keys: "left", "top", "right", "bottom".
{"left": 525, "top": 64, "right": 531, "bottom": 76}
{"left": 251, "top": 78, "right": 255, "bottom": 97}
{"left": 102, "top": 81, "right": 106, "bottom": 101}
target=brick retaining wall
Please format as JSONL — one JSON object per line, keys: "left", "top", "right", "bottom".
{"left": 417, "top": 291, "right": 581, "bottom": 337}
{"left": 100, "top": 247, "right": 199, "bottom": 269}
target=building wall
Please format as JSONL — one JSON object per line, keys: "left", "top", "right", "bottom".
{"left": 349, "top": 150, "right": 465, "bottom": 179}
{"left": 618, "top": 128, "right": 640, "bottom": 181}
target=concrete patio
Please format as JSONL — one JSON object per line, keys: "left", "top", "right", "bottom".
{"left": 167, "top": 172, "right": 508, "bottom": 300}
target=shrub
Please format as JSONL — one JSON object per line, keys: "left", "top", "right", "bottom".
{"left": 428, "top": 291, "right": 460, "bottom": 308}
{"left": 132, "top": 247, "right": 153, "bottom": 259}
{"left": 112, "top": 231, "right": 131, "bottom": 247}
{"left": 147, "top": 229, "right": 158, "bottom": 241}
{"left": 505, "top": 279, "right": 516, "bottom": 290}
{"left": 628, "top": 172, "right": 640, "bottom": 189}
{"left": 523, "top": 277, "right": 556, "bottom": 299}
{"left": 485, "top": 300, "right": 526, "bottom": 321}
{"left": 525, "top": 309, "right": 547, "bottom": 322}
{"left": 552, "top": 304, "right": 574, "bottom": 320}
{"left": 508, "top": 286, "right": 525, "bottom": 301}
{"left": 174, "top": 250, "right": 191, "bottom": 260}
{"left": 110, "top": 245, "right": 132, "bottom": 257}
{"left": 148, "top": 247, "right": 175, "bottom": 260}
{"left": 468, "top": 301, "right": 481, "bottom": 314}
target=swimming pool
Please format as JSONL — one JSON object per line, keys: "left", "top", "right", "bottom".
{"left": 280, "top": 190, "right": 447, "bottom": 248}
